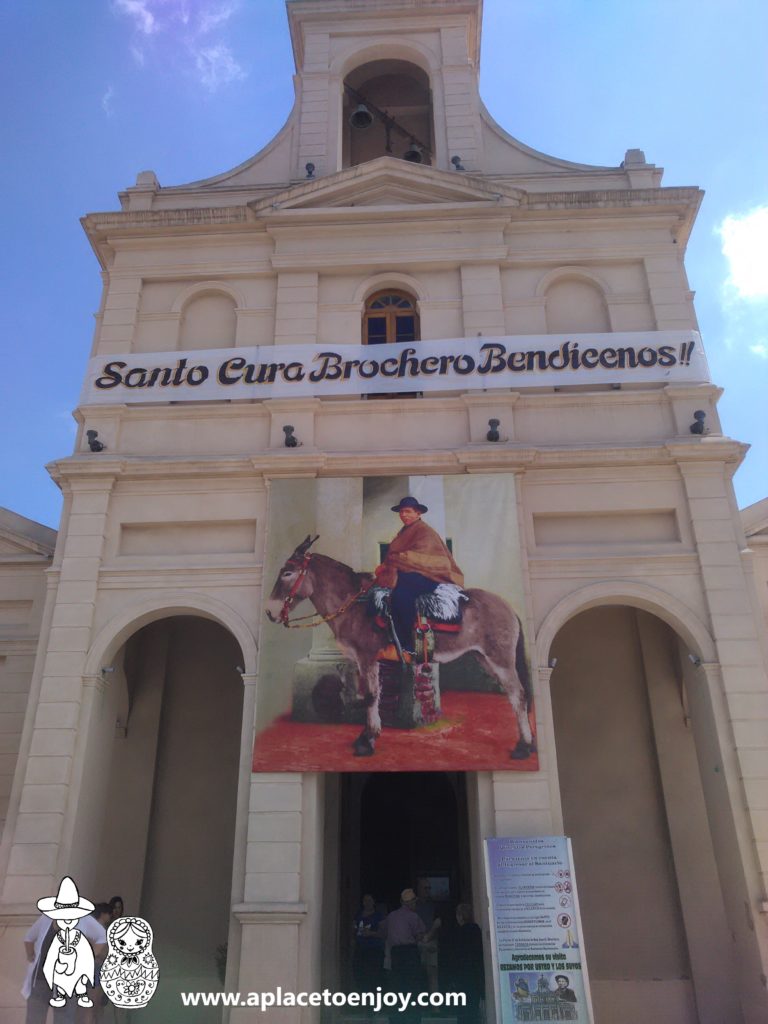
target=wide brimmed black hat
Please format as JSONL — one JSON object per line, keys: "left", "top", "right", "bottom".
{"left": 391, "top": 496, "right": 428, "bottom": 514}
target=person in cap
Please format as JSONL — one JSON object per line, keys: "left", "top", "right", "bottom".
{"left": 374, "top": 496, "right": 464, "bottom": 659}
{"left": 382, "top": 889, "right": 426, "bottom": 1021}
{"left": 22, "top": 876, "right": 106, "bottom": 1021}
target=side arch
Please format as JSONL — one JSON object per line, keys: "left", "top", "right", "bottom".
{"left": 84, "top": 592, "right": 258, "bottom": 679}
{"left": 535, "top": 265, "right": 612, "bottom": 298}
{"left": 170, "top": 280, "right": 246, "bottom": 314}
{"left": 534, "top": 580, "right": 716, "bottom": 667}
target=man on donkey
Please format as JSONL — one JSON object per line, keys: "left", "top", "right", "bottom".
{"left": 373, "top": 496, "right": 464, "bottom": 660}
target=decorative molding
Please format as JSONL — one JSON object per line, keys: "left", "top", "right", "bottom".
{"left": 233, "top": 902, "right": 307, "bottom": 925}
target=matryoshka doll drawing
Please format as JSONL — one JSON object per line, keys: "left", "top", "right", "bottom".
{"left": 101, "top": 916, "right": 159, "bottom": 1008}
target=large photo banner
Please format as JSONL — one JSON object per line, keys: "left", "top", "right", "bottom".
{"left": 80, "top": 330, "right": 708, "bottom": 404}
{"left": 485, "top": 837, "right": 594, "bottom": 1024}
{"left": 252, "top": 474, "right": 537, "bottom": 772}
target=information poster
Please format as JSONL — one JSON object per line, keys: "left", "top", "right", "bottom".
{"left": 484, "top": 837, "right": 594, "bottom": 1023}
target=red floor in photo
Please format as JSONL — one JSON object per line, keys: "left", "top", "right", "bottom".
{"left": 252, "top": 691, "right": 537, "bottom": 772}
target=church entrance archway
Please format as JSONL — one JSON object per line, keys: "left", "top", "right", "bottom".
{"left": 332, "top": 772, "right": 471, "bottom": 995}
{"left": 91, "top": 615, "right": 244, "bottom": 1022}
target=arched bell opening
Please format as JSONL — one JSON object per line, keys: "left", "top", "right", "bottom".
{"left": 343, "top": 60, "right": 434, "bottom": 168}
{"left": 549, "top": 605, "right": 739, "bottom": 1024}
{"left": 85, "top": 615, "right": 244, "bottom": 1020}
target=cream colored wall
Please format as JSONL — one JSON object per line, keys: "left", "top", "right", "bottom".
{"left": 0, "top": 513, "right": 55, "bottom": 836}
{"left": 4, "top": 2, "right": 768, "bottom": 1022}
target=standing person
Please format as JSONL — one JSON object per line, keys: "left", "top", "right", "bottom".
{"left": 453, "top": 904, "right": 485, "bottom": 1024}
{"left": 413, "top": 879, "right": 441, "bottom": 995}
{"left": 22, "top": 878, "right": 107, "bottom": 1024}
{"left": 352, "top": 894, "right": 385, "bottom": 1001}
{"left": 382, "top": 889, "right": 425, "bottom": 1022}
{"left": 107, "top": 897, "right": 124, "bottom": 922}
{"left": 374, "top": 497, "right": 464, "bottom": 659}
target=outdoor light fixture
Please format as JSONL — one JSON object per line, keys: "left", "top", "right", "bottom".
{"left": 349, "top": 103, "right": 374, "bottom": 130}
{"left": 690, "top": 410, "right": 707, "bottom": 434}
{"left": 549, "top": 657, "right": 558, "bottom": 669}
{"left": 86, "top": 429, "right": 105, "bottom": 452}
{"left": 688, "top": 653, "right": 702, "bottom": 668}
{"left": 283, "top": 425, "right": 301, "bottom": 448}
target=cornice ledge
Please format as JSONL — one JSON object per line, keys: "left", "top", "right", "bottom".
{"left": 47, "top": 458, "right": 123, "bottom": 487}
{"left": 665, "top": 438, "right": 749, "bottom": 465}
{"left": 254, "top": 452, "right": 328, "bottom": 477}
{"left": 49, "top": 455, "right": 263, "bottom": 482}
{"left": 322, "top": 452, "right": 459, "bottom": 476}
{"left": 454, "top": 447, "right": 537, "bottom": 472}
{"left": 662, "top": 383, "right": 724, "bottom": 401}
{"left": 523, "top": 186, "right": 702, "bottom": 211}
{"left": 531, "top": 445, "right": 670, "bottom": 468}
{"left": 82, "top": 207, "right": 253, "bottom": 235}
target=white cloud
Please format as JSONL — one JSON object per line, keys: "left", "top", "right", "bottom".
{"left": 101, "top": 85, "right": 116, "bottom": 116}
{"left": 113, "top": 0, "right": 246, "bottom": 90}
{"left": 194, "top": 43, "right": 246, "bottom": 91}
{"left": 718, "top": 206, "right": 768, "bottom": 301}
{"left": 716, "top": 205, "right": 768, "bottom": 360}
{"left": 114, "top": 0, "right": 157, "bottom": 36}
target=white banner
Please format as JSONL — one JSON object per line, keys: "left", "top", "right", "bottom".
{"left": 80, "top": 331, "right": 708, "bottom": 405}
{"left": 485, "top": 836, "right": 595, "bottom": 1024}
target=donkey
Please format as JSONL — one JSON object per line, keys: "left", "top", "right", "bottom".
{"left": 265, "top": 536, "right": 535, "bottom": 759}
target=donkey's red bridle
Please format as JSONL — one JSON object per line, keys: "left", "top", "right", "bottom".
{"left": 278, "top": 553, "right": 313, "bottom": 625}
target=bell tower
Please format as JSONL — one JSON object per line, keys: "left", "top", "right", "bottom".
{"left": 287, "top": 0, "right": 483, "bottom": 176}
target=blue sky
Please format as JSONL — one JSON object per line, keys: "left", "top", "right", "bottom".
{"left": 1, "top": 0, "right": 766, "bottom": 529}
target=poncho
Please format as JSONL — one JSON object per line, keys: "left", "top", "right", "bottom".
{"left": 380, "top": 519, "right": 464, "bottom": 587}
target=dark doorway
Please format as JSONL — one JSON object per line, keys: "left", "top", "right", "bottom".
{"left": 337, "top": 772, "right": 471, "bottom": 991}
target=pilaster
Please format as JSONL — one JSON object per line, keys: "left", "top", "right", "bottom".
{"left": 460, "top": 264, "right": 505, "bottom": 337}
{"left": 1, "top": 471, "right": 116, "bottom": 905}
{"left": 96, "top": 274, "right": 143, "bottom": 353}
{"left": 643, "top": 254, "right": 697, "bottom": 330}
{"left": 678, "top": 459, "right": 768, "bottom": 895}
{"left": 274, "top": 271, "right": 319, "bottom": 345}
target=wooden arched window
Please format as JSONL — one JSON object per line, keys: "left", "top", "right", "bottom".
{"left": 363, "top": 290, "right": 419, "bottom": 346}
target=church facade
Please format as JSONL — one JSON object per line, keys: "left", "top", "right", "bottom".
{"left": 1, "top": 2, "right": 767, "bottom": 1022}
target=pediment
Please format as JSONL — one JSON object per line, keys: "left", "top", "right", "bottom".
{"left": 742, "top": 497, "right": 768, "bottom": 541}
{"left": 250, "top": 157, "right": 524, "bottom": 214}
{"left": 0, "top": 508, "right": 56, "bottom": 560}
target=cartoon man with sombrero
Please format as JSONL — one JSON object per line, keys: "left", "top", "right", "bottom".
{"left": 374, "top": 496, "right": 464, "bottom": 660}
{"left": 36, "top": 876, "right": 97, "bottom": 1010}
